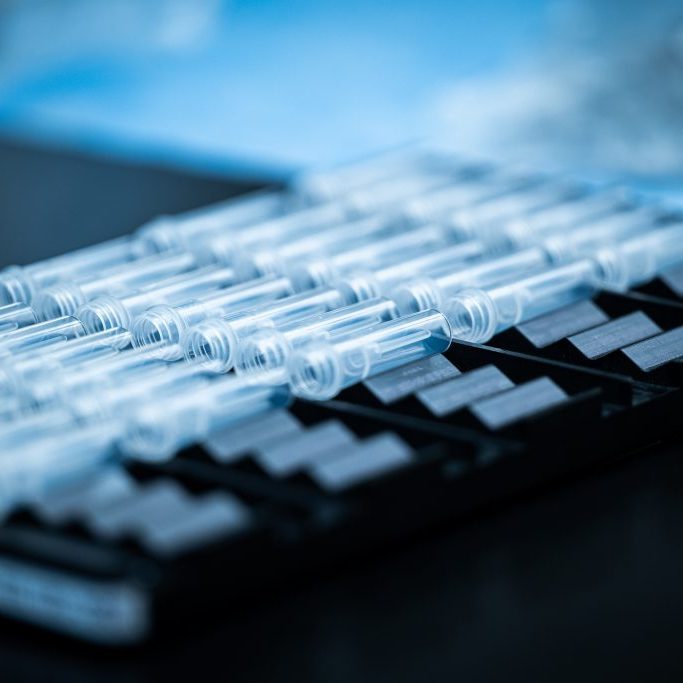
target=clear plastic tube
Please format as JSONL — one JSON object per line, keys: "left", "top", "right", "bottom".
{"left": 0, "top": 365, "right": 211, "bottom": 504}
{"left": 195, "top": 203, "right": 355, "bottom": 267}
{"left": 33, "top": 251, "right": 198, "bottom": 320}
{"left": 595, "top": 223, "right": 683, "bottom": 290}
{"left": 233, "top": 214, "right": 400, "bottom": 279}
{"left": 132, "top": 275, "right": 294, "bottom": 359}
{"left": 0, "top": 302, "right": 38, "bottom": 333}
{"left": 540, "top": 205, "right": 671, "bottom": 262}
{"left": 0, "top": 329, "right": 134, "bottom": 414}
{"left": 399, "top": 169, "right": 546, "bottom": 224}
{"left": 18, "top": 360, "right": 209, "bottom": 436}
{"left": 60, "top": 352, "right": 206, "bottom": 424}
{"left": 183, "top": 287, "right": 347, "bottom": 372}
{"left": 294, "top": 149, "right": 417, "bottom": 201}
{"left": 133, "top": 189, "right": 288, "bottom": 254}
{"left": 391, "top": 204, "right": 672, "bottom": 318}
{"left": 121, "top": 375, "right": 292, "bottom": 462}
{"left": 236, "top": 298, "right": 399, "bottom": 384}
{"left": 0, "top": 236, "right": 138, "bottom": 305}
{"left": 196, "top": 174, "right": 454, "bottom": 268}
{"left": 77, "top": 266, "right": 236, "bottom": 338}
{"left": 288, "top": 310, "right": 452, "bottom": 400}
{"left": 7, "top": 350, "right": 200, "bottom": 424}
{"left": 288, "top": 224, "right": 456, "bottom": 291}
{"left": 0, "top": 421, "right": 122, "bottom": 511}
{"left": 392, "top": 248, "right": 551, "bottom": 314}
{"left": 337, "top": 240, "right": 497, "bottom": 304}
{"left": 0, "top": 327, "right": 130, "bottom": 365}
{"left": 446, "top": 181, "right": 584, "bottom": 239}
{"left": 0, "top": 407, "right": 77, "bottom": 448}
{"left": 341, "top": 172, "right": 459, "bottom": 215}
{"left": 502, "top": 187, "right": 636, "bottom": 246}
{"left": 0, "top": 316, "right": 87, "bottom": 354}
{"left": 293, "top": 148, "right": 478, "bottom": 202}
{"left": 442, "top": 260, "right": 601, "bottom": 343}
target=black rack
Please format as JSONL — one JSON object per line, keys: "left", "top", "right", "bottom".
{"left": 1, "top": 280, "right": 683, "bottom": 645}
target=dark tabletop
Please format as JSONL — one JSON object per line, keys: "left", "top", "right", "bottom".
{"left": 1, "top": 139, "right": 682, "bottom": 683}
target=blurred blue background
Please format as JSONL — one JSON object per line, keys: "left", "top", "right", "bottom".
{"left": 0, "top": 0, "right": 548, "bottom": 174}
{"left": 0, "top": 0, "right": 682, "bottom": 189}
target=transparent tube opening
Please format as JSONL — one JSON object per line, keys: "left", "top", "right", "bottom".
{"left": 442, "top": 289, "right": 498, "bottom": 343}
{"left": 289, "top": 344, "right": 345, "bottom": 401}
{"left": 121, "top": 407, "right": 185, "bottom": 463}
{"left": 132, "top": 306, "right": 185, "bottom": 359}
{"left": 77, "top": 297, "right": 130, "bottom": 335}
{"left": 392, "top": 278, "right": 442, "bottom": 315}
{"left": 183, "top": 319, "right": 238, "bottom": 373}
{"left": 0, "top": 268, "right": 35, "bottom": 305}
{"left": 34, "top": 283, "right": 87, "bottom": 320}
{"left": 235, "top": 329, "right": 291, "bottom": 384}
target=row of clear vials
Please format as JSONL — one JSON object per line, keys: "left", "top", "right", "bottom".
{"left": 1, "top": 148, "right": 683, "bottom": 508}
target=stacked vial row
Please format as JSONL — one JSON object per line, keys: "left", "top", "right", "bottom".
{"left": 0, "top": 148, "right": 682, "bottom": 510}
